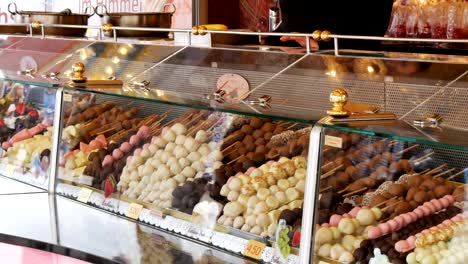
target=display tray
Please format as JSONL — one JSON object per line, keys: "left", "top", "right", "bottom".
{"left": 0, "top": 192, "right": 256, "bottom": 264}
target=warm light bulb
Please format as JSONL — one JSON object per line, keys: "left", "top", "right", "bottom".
{"left": 326, "top": 70, "right": 337, "bottom": 77}
{"left": 105, "top": 66, "right": 114, "bottom": 75}
{"left": 367, "top": 66, "right": 375, "bottom": 73}
{"left": 118, "top": 47, "right": 128, "bottom": 55}
{"left": 112, "top": 56, "right": 120, "bottom": 64}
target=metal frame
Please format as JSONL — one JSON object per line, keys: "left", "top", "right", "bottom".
{"left": 5, "top": 22, "right": 467, "bottom": 55}
{"left": 299, "top": 125, "right": 323, "bottom": 264}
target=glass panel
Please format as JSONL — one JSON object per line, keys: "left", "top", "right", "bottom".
{"left": 310, "top": 127, "right": 467, "bottom": 263}
{"left": 0, "top": 81, "right": 56, "bottom": 191}
{"left": 0, "top": 36, "right": 92, "bottom": 78}
{"left": 56, "top": 89, "right": 311, "bottom": 262}
{"left": 54, "top": 42, "right": 185, "bottom": 84}
{"left": 56, "top": 195, "right": 256, "bottom": 264}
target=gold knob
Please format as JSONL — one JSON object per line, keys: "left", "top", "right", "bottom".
{"left": 192, "top": 26, "right": 199, "bottom": 35}
{"left": 198, "top": 25, "right": 207, "bottom": 36}
{"left": 31, "top": 21, "right": 41, "bottom": 29}
{"left": 321, "top": 30, "right": 331, "bottom": 42}
{"left": 327, "top": 88, "right": 350, "bottom": 117}
{"left": 102, "top": 23, "right": 113, "bottom": 33}
{"left": 312, "top": 30, "right": 322, "bottom": 41}
{"left": 71, "top": 62, "right": 87, "bottom": 83}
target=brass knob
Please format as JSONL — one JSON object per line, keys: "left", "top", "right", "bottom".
{"left": 31, "top": 21, "right": 41, "bottom": 29}
{"left": 327, "top": 88, "right": 350, "bottom": 117}
{"left": 321, "top": 30, "right": 331, "bottom": 42}
{"left": 192, "top": 26, "right": 199, "bottom": 35}
{"left": 71, "top": 62, "right": 87, "bottom": 83}
{"left": 312, "top": 30, "right": 322, "bottom": 41}
{"left": 198, "top": 25, "right": 207, "bottom": 36}
{"left": 102, "top": 23, "right": 113, "bottom": 33}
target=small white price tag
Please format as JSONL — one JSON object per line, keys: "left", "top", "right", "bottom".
{"left": 63, "top": 94, "right": 73, "bottom": 102}
{"left": 324, "top": 135, "right": 343, "bottom": 149}
{"left": 126, "top": 203, "right": 143, "bottom": 220}
{"left": 77, "top": 188, "right": 92, "bottom": 203}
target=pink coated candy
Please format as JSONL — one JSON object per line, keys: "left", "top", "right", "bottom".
{"left": 133, "top": 148, "right": 142, "bottom": 156}
{"left": 395, "top": 240, "right": 410, "bottom": 253}
{"left": 349, "top": 207, "right": 361, "bottom": 218}
{"left": 102, "top": 155, "right": 114, "bottom": 167}
{"left": 422, "top": 229, "right": 430, "bottom": 234}
{"left": 402, "top": 214, "right": 413, "bottom": 225}
{"left": 442, "top": 219, "right": 453, "bottom": 226}
{"left": 407, "top": 235, "right": 416, "bottom": 245}
{"left": 330, "top": 214, "right": 342, "bottom": 226}
{"left": 137, "top": 126, "right": 150, "bottom": 138}
{"left": 453, "top": 214, "right": 463, "bottom": 221}
{"left": 380, "top": 223, "right": 391, "bottom": 235}
{"left": 414, "top": 208, "right": 424, "bottom": 218}
{"left": 143, "top": 143, "right": 150, "bottom": 150}
{"left": 126, "top": 156, "right": 133, "bottom": 164}
{"left": 151, "top": 137, "right": 157, "bottom": 144}
{"left": 368, "top": 226, "right": 382, "bottom": 239}
{"left": 112, "top": 149, "right": 124, "bottom": 159}
{"left": 394, "top": 215, "right": 404, "bottom": 227}
{"left": 2, "top": 142, "right": 11, "bottom": 149}
{"left": 408, "top": 212, "right": 418, "bottom": 222}
{"left": 129, "top": 135, "right": 141, "bottom": 146}
{"left": 120, "top": 142, "right": 132, "bottom": 153}
{"left": 161, "top": 127, "right": 169, "bottom": 136}
{"left": 440, "top": 197, "right": 450, "bottom": 208}
{"left": 388, "top": 219, "right": 399, "bottom": 231}
{"left": 423, "top": 202, "right": 436, "bottom": 213}
{"left": 321, "top": 223, "right": 331, "bottom": 228}
{"left": 432, "top": 199, "right": 443, "bottom": 211}
{"left": 421, "top": 206, "right": 431, "bottom": 216}
{"left": 343, "top": 213, "right": 351, "bottom": 218}
{"left": 245, "top": 167, "right": 256, "bottom": 176}
{"left": 443, "top": 195, "right": 455, "bottom": 204}
{"left": 463, "top": 211, "right": 468, "bottom": 218}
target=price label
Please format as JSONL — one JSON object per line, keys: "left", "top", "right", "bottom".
{"left": 63, "top": 94, "right": 73, "bottom": 102}
{"left": 244, "top": 240, "right": 266, "bottom": 260}
{"left": 77, "top": 188, "right": 93, "bottom": 203}
{"left": 5, "top": 164, "right": 15, "bottom": 177}
{"left": 324, "top": 135, "right": 343, "bottom": 149}
{"left": 126, "top": 203, "right": 143, "bottom": 220}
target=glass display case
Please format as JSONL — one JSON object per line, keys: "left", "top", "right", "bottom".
{"left": 0, "top": 33, "right": 466, "bottom": 264}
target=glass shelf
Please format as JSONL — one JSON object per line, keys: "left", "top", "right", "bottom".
{"left": 320, "top": 119, "right": 468, "bottom": 151}
{"left": 63, "top": 86, "right": 321, "bottom": 124}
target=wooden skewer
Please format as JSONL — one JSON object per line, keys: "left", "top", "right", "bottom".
{"left": 319, "top": 186, "right": 332, "bottom": 193}
{"left": 375, "top": 196, "right": 397, "bottom": 208}
{"left": 320, "top": 164, "right": 343, "bottom": 180}
{"left": 286, "top": 123, "right": 298, "bottom": 130}
{"left": 321, "top": 161, "right": 335, "bottom": 170}
{"left": 188, "top": 121, "right": 208, "bottom": 137}
{"left": 223, "top": 148, "right": 237, "bottom": 158}
{"left": 416, "top": 169, "right": 430, "bottom": 175}
{"left": 343, "top": 187, "right": 368, "bottom": 198}
{"left": 222, "top": 142, "right": 239, "bottom": 153}
{"left": 227, "top": 155, "right": 244, "bottom": 165}
{"left": 414, "top": 152, "right": 434, "bottom": 163}
{"left": 178, "top": 113, "right": 194, "bottom": 125}
{"left": 423, "top": 163, "right": 448, "bottom": 176}
{"left": 396, "top": 144, "right": 420, "bottom": 155}
{"left": 337, "top": 186, "right": 351, "bottom": 194}
{"left": 382, "top": 199, "right": 403, "bottom": 212}
{"left": 185, "top": 112, "right": 205, "bottom": 127}
{"left": 446, "top": 169, "right": 467, "bottom": 181}
{"left": 267, "top": 154, "right": 280, "bottom": 160}
{"left": 433, "top": 168, "right": 456, "bottom": 178}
